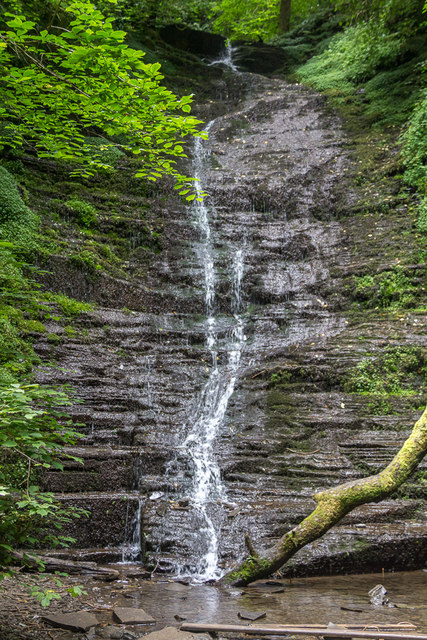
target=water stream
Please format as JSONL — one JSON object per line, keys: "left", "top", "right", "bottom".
{"left": 179, "top": 113, "right": 246, "bottom": 580}
{"left": 124, "top": 51, "right": 246, "bottom": 578}
{"left": 73, "top": 570, "right": 427, "bottom": 633}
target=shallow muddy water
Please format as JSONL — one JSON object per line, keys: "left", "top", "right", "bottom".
{"left": 79, "top": 570, "right": 427, "bottom": 634}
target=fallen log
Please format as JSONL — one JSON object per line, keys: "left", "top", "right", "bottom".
{"left": 180, "top": 624, "right": 426, "bottom": 640}
{"left": 247, "top": 626, "right": 417, "bottom": 631}
{"left": 11, "top": 551, "right": 119, "bottom": 581}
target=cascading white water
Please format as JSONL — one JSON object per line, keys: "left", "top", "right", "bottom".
{"left": 209, "top": 44, "right": 238, "bottom": 72}
{"left": 124, "top": 48, "right": 245, "bottom": 578}
{"left": 180, "top": 119, "right": 246, "bottom": 581}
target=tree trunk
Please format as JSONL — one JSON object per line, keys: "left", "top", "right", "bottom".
{"left": 11, "top": 551, "right": 120, "bottom": 581}
{"left": 221, "top": 407, "right": 427, "bottom": 586}
{"left": 279, "top": 0, "right": 292, "bottom": 33}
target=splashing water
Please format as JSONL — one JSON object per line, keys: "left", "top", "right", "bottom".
{"left": 209, "top": 44, "right": 239, "bottom": 72}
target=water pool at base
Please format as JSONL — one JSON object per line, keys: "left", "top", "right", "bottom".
{"left": 84, "top": 570, "right": 427, "bottom": 632}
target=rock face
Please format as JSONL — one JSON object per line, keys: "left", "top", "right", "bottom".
{"left": 160, "top": 25, "right": 225, "bottom": 58}
{"left": 34, "top": 57, "right": 426, "bottom": 577}
{"left": 233, "top": 43, "right": 288, "bottom": 74}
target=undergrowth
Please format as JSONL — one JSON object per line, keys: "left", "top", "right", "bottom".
{"left": 401, "top": 88, "right": 427, "bottom": 232}
{"left": 0, "top": 167, "right": 38, "bottom": 247}
{"left": 0, "top": 168, "right": 91, "bottom": 594}
{"left": 344, "top": 346, "right": 426, "bottom": 396}
{"left": 294, "top": 10, "right": 427, "bottom": 230}
{"left": 298, "top": 23, "right": 404, "bottom": 100}
{"left": 352, "top": 269, "right": 417, "bottom": 309}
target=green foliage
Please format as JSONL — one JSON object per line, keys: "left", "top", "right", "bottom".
{"left": 65, "top": 199, "right": 98, "bottom": 229}
{"left": 361, "top": 57, "right": 424, "bottom": 126}
{"left": 401, "top": 90, "right": 427, "bottom": 222}
{"left": 0, "top": 244, "right": 91, "bottom": 588}
{"left": 366, "top": 397, "right": 394, "bottom": 415}
{"left": 212, "top": 0, "right": 280, "bottom": 41}
{"left": 69, "top": 249, "right": 102, "bottom": 273}
{"left": 0, "top": 243, "right": 43, "bottom": 377}
{"left": 41, "top": 293, "right": 93, "bottom": 318}
{"left": 0, "top": 383, "right": 85, "bottom": 568}
{"left": 0, "top": 167, "right": 38, "bottom": 245}
{"left": 416, "top": 196, "right": 427, "bottom": 232}
{"left": 211, "top": 0, "right": 317, "bottom": 41}
{"left": 0, "top": 1, "right": 208, "bottom": 195}
{"left": 270, "top": 7, "right": 343, "bottom": 66}
{"left": 298, "top": 22, "right": 403, "bottom": 96}
{"left": 29, "top": 580, "right": 87, "bottom": 607}
{"left": 353, "top": 269, "right": 416, "bottom": 309}
{"left": 344, "top": 346, "right": 426, "bottom": 395}
{"left": 84, "top": 136, "right": 124, "bottom": 169}
{"left": 270, "top": 370, "right": 292, "bottom": 386}
{"left": 98, "top": 0, "right": 215, "bottom": 30}
{"left": 333, "top": 0, "right": 424, "bottom": 31}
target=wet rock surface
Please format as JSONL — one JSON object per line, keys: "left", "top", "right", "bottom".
{"left": 233, "top": 43, "right": 288, "bottom": 74}
{"left": 140, "top": 628, "right": 205, "bottom": 640}
{"left": 159, "top": 26, "right": 225, "bottom": 58}
{"left": 32, "top": 62, "right": 427, "bottom": 576}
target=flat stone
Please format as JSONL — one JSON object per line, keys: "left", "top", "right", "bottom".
{"left": 113, "top": 607, "right": 155, "bottom": 625}
{"left": 238, "top": 611, "right": 266, "bottom": 621}
{"left": 138, "top": 627, "right": 197, "bottom": 640}
{"left": 42, "top": 611, "right": 98, "bottom": 632}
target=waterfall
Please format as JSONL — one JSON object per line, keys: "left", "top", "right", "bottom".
{"left": 178, "top": 113, "right": 246, "bottom": 581}
{"left": 121, "top": 497, "right": 143, "bottom": 563}
{"left": 209, "top": 44, "right": 238, "bottom": 72}
{"left": 121, "top": 355, "right": 157, "bottom": 563}
{"left": 123, "top": 49, "right": 245, "bottom": 580}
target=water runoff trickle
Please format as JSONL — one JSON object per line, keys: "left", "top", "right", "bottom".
{"left": 121, "top": 355, "right": 157, "bottom": 563}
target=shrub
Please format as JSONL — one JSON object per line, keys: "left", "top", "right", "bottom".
{"left": 65, "top": 199, "right": 98, "bottom": 229}
{"left": 0, "top": 167, "right": 38, "bottom": 245}
{"left": 401, "top": 88, "right": 427, "bottom": 191}
{"left": 0, "top": 383, "right": 85, "bottom": 571}
{"left": 344, "top": 346, "right": 426, "bottom": 395}
{"left": 298, "top": 23, "right": 403, "bottom": 96}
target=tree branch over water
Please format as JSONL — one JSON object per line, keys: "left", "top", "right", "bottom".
{"left": 221, "top": 406, "right": 427, "bottom": 586}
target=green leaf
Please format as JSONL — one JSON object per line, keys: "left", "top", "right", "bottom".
{"left": 2, "top": 440, "right": 17, "bottom": 447}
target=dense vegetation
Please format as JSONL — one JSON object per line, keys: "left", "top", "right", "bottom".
{"left": 0, "top": 0, "right": 426, "bottom": 595}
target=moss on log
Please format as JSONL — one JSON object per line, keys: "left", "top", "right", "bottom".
{"left": 222, "top": 407, "right": 427, "bottom": 586}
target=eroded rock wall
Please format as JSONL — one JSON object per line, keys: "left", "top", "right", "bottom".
{"left": 33, "top": 57, "right": 427, "bottom": 575}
